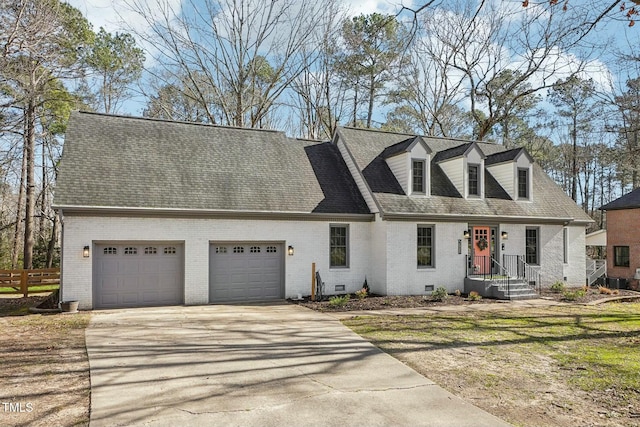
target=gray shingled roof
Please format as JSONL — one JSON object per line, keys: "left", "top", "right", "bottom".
{"left": 381, "top": 137, "right": 415, "bottom": 159}
{"left": 601, "top": 187, "right": 640, "bottom": 210}
{"left": 432, "top": 142, "right": 475, "bottom": 162}
{"left": 337, "top": 127, "right": 593, "bottom": 223}
{"left": 54, "top": 112, "right": 370, "bottom": 215}
{"left": 485, "top": 148, "right": 525, "bottom": 165}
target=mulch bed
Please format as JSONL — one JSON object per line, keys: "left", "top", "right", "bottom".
{"left": 292, "top": 288, "right": 640, "bottom": 312}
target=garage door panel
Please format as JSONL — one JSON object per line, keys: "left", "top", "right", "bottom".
{"left": 247, "top": 258, "right": 264, "bottom": 268}
{"left": 94, "top": 243, "right": 183, "bottom": 309}
{"left": 210, "top": 243, "right": 283, "bottom": 303}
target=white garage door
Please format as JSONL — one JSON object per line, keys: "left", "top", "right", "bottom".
{"left": 94, "top": 243, "right": 183, "bottom": 309}
{"left": 209, "top": 243, "right": 283, "bottom": 302}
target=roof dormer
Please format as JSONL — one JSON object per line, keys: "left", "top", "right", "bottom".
{"left": 434, "top": 142, "right": 486, "bottom": 199}
{"left": 485, "top": 148, "right": 534, "bottom": 201}
{"left": 382, "top": 136, "right": 432, "bottom": 196}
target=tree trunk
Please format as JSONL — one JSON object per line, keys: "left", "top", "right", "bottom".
{"left": 46, "top": 212, "right": 59, "bottom": 268}
{"left": 352, "top": 83, "right": 358, "bottom": 127}
{"left": 23, "top": 98, "right": 36, "bottom": 269}
{"left": 11, "top": 150, "right": 27, "bottom": 269}
{"left": 571, "top": 115, "right": 578, "bottom": 202}
{"left": 366, "top": 73, "right": 375, "bottom": 128}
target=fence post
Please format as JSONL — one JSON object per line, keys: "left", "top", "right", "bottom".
{"left": 21, "top": 270, "right": 28, "bottom": 297}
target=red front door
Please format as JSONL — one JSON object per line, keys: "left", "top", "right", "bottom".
{"left": 473, "top": 227, "right": 491, "bottom": 274}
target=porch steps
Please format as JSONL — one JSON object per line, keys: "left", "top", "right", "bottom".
{"left": 464, "top": 277, "right": 539, "bottom": 300}
{"left": 492, "top": 281, "right": 539, "bottom": 300}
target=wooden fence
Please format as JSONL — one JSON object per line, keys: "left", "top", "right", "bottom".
{"left": 0, "top": 268, "right": 60, "bottom": 297}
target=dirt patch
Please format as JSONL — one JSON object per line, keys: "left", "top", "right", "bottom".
{"left": 344, "top": 303, "right": 640, "bottom": 427}
{"left": 0, "top": 295, "right": 91, "bottom": 427}
{"left": 292, "top": 288, "right": 640, "bottom": 312}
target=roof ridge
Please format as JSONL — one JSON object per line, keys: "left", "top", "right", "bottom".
{"left": 338, "top": 125, "right": 504, "bottom": 147}
{"left": 74, "top": 110, "right": 284, "bottom": 135}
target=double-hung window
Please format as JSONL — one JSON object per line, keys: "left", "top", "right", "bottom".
{"left": 330, "top": 225, "right": 349, "bottom": 268}
{"left": 525, "top": 227, "right": 539, "bottom": 265}
{"left": 417, "top": 225, "right": 434, "bottom": 268}
{"left": 518, "top": 168, "right": 529, "bottom": 199}
{"left": 468, "top": 165, "right": 479, "bottom": 196}
{"left": 412, "top": 160, "right": 425, "bottom": 194}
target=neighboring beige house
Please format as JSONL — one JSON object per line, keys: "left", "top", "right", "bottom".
{"left": 53, "top": 112, "right": 593, "bottom": 309}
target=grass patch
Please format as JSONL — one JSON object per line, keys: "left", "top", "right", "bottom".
{"left": 344, "top": 303, "right": 640, "bottom": 426}
{"left": 0, "top": 284, "right": 59, "bottom": 294}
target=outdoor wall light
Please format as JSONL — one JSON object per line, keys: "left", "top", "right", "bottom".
{"left": 288, "top": 245, "right": 294, "bottom": 256}
{"left": 83, "top": 246, "right": 90, "bottom": 258}
{"left": 463, "top": 229, "right": 471, "bottom": 239}
{"left": 501, "top": 231, "right": 509, "bottom": 240}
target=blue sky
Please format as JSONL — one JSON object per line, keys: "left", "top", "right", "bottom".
{"left": 65, "top": 0, "right": 637, "bottom": 119}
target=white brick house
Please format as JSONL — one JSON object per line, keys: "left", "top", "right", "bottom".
{"left": 54, "top": 112, "right": 593, "bottom": 309}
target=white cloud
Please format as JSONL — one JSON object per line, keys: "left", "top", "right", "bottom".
{"left": 67, "top": 0, "right": 182, "bottom": 34}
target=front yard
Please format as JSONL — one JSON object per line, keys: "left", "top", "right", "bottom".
{"left": 344, "top": 302, "right": 640, "bottom": 427}
{"left": 1, "top": 293, "right": 639, "bottom": 427}
{"left": 0, "top": 296, "right": 91, "bottom": 427}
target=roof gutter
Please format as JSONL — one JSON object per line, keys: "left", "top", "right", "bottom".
{"left": 380, "top": 212, "right": 593, "bottom": 225}
{"left": 52, "top": 205, "right": 375, "bottom": 222}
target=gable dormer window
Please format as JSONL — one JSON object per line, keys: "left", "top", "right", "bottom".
{"left": 382, "top": 136, "right": 431, "bottom": 197}
{"left": 468, "top": 164, "right": 479, "bottom": 196}
{"left": 518, "top": 168, "right": 528, "bottom": 199}
{"left": 412, "top": 160, "right": 426, "bottom": 194}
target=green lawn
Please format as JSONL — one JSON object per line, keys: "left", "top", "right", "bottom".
{"left": 344, "top": 302, "right": 640, "bottom": 426}
{"left": 0, "top": 284, "right": 59, "bottom": 294}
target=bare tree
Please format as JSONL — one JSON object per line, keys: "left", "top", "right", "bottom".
{"left": 1, "top": 0, "right": 92, "bottom": 268}
{"left": 128, "top": 0, "right": 331, "bottom": 129}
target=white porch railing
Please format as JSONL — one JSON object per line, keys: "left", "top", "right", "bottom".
{"left": 586, "top": 259, "right": 606, "bottom": 287}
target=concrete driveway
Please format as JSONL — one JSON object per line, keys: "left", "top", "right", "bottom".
{"left": 86, "top": 303, "right": 511, "bottom": 427}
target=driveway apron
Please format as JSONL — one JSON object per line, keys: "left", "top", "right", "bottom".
{"left": 86, "top": 303, "right": 511, "bottom": 427}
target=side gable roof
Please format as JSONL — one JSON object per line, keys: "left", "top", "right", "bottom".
{"left": 54, "top": 112, "right": 370, "bottom": 216}
{"left": 336, "top": 126, "right": 593, "bottom": 223}
{"left": 601, "top": 187, "right": 640, "bottom": 210}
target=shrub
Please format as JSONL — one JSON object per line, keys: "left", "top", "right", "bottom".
{"left": 431, "top": 286, "right": 449, "bottom": 302}
{"left": 562, "top": 289, "right": 586, "bottom": 301}
{"left": 329, "top": 294, "right": 350, "bottom": 307}
{"left": 362, "top": 278, "right": 370, "bottom": 294}
{"left": 468, "top": 291, "right": 482, "bottom": 301}
{"left": 355, "top": 288, "right": 368, "bottom": 299}
{"left": 550, "top": 281, "right": 566, "bottom": 293}
{"left": 454, "top": 289, "right": 462, "bottom": 297}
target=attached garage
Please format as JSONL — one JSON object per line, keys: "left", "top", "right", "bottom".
{"left": 209, "top": 242, "right": 284, "bottom": 303}
{"left": 93, "top": 243, "right": 184, "bottom": 309}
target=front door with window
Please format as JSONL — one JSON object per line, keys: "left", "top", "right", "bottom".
{"left": 472, "top": 226, "right": 491, "bottom": 274}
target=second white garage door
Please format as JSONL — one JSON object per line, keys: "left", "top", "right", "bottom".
{"left": 209, "top": 243, "right": 284, "bottom": 302}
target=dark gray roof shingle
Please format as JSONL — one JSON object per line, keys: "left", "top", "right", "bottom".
{"left": 54, "top": 112, "right": 370, "bottom": 215}
{"left": 485, "top": 148, "right": 528, "bottom": 165}
{"left": 601, "top": 187, "right": 640, "bottom": 210}
{"left": 337, "top": 127, "right": 593, "bottom": 222}
{"left": 432, "top": 142, "right": 474, "bottom": 162}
